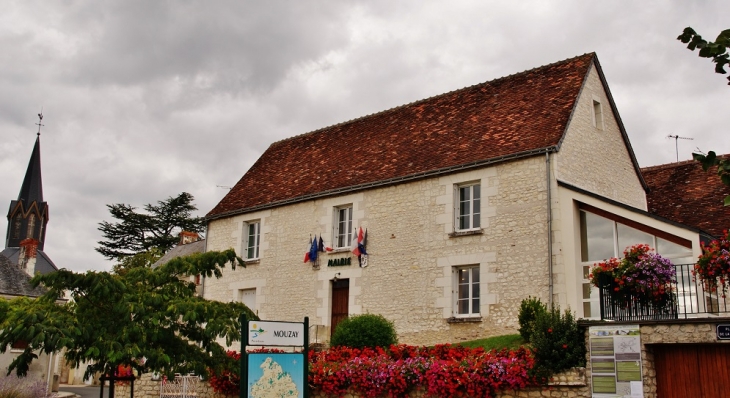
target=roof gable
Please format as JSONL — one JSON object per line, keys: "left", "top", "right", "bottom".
{"left": 642, "top": 157, "right": 730, "bottom": 237}
{"left": 208, "top": 53, "right": 596, "bottom": 219}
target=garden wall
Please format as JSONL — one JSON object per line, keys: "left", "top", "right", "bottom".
{"left": 114, "top": 373, "right": 226, "bottom": 398}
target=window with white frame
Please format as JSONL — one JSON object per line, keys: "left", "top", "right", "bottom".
{"left": 453, "top": 265, "right": 480, "bottom": 316}
{"left": 243, "top": 221, "right": 260, "bottom": 260}
{"left": 334, "top": 205, "right": 353, "bottom": 248}
{"left": 455, "top": 183, "right": 481, "bottom": 231}
{"left": 592, "top": 100, "right": 604, "bottom": 130}
{"left": 579, "top": 209, "right": 693, "bottom": 319}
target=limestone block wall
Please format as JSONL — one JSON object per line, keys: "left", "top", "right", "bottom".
{"left": 205, "top": 156, "right": 554, "bottom": 347}
{"left": 554, "top": 64, "right": 646, "bottom": 210}
{"left": 115, "top": 374, "right": 227, "bottom": 398}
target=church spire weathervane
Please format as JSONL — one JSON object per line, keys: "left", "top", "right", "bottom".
{"left": 35, "top": 110, "right": 44, "bottom": 136}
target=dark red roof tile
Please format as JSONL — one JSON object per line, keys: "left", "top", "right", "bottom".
{"left": 642, "top": 157, "right": 730, "bottom": 237}
{"left": 208, "top": 53, "right": 596, "bottom": 218}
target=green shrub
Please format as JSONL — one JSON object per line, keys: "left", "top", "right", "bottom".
{"left": 330, "top": 314, "right": 397, "bottom": 349}
{"left": 518, "top": 296, "right": 547, "bottom": 342}
{"left": 529, "top": 305, "right": 586, "bottom": 381}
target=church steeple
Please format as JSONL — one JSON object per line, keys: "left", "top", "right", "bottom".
{"left": 18, "top": 135, "right": 44, "bottom": 206}
{"left": 6, "top": 114, "right": 49, "bottom": 250}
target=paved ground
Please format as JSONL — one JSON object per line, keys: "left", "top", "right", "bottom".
{"left": 57, "top": 385, "right": 109, "bottom": 398}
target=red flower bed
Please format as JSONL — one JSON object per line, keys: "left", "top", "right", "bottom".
{"left": 210, "top": 344, "right": 536, "bottom": 397}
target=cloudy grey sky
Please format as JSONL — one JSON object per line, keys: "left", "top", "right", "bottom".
{"left": 1, "top": 1, "right": 728, "bottom": 272}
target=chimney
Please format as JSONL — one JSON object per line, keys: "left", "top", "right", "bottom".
{"left": 178, "top": 231, "right": 201, "bottom": 245}
{"left": 18, "top": 238, "right": 39, "bottom": 276}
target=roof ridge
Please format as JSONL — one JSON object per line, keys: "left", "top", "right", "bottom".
{"left": 641, "top": 153, "right": 730, "bottom": 172}
{"left": 268, "top": 52, "right": 596, "bottom": 147}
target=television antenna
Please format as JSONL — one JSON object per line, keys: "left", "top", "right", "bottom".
{"left": 667, "top": 135, "right": 693, "bottom": 162}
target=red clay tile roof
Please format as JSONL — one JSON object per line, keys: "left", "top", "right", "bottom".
{"left": 642, "top": 157, "right": 730, "bottom": 237}
{"left": 208, "top": 53, "right": 597, "bottom": 219}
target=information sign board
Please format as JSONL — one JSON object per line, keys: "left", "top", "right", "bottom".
{"left": 248, "top": 320, "right": 305, "bottom": 346}
{"left": 589, "top": 325, "right": 643, "bottom": 398}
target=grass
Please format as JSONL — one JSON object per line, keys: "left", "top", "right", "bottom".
{"left": 456, "top": 334, "right": 526, "bottom": 351}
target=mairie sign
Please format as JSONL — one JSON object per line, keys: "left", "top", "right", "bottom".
{"left": 248, "top": 320, "right": 305, "bottom": 346}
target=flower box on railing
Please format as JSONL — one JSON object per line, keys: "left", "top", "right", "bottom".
{"left": 590, "top": 244, "right": 679, "bottom": 321}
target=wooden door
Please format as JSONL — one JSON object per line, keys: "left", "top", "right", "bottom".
{"left": 331, "top": 279, "right": 349, "bottom": 337}
{"left": 654, "top": 344, "right": 730, "bottom": 397}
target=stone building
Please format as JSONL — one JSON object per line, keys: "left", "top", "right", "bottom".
{"left": 202, "top": 53, "right": 707, "bottom": 346}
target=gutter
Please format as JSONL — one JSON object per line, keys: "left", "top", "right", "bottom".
{"left": 200, "top": 221, "right": 209, "bottom": 298}
{"left": 546, "top": 151, "right": 554, "bottom": 307}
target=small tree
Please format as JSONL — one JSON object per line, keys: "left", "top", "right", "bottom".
{"left": 529, "top": 305, "right": 586, "bottom": 381}
{"left": 96, "top": 192, "right": 205, "bottom": 260}
{"left": 330, "top": 314, "right": 397, "bottom": 349}
{"left": 0, "top": 249, "right": 256, "bottom": 379}
{"left": 518, "top": 296, "right": 547, "bottom": 342}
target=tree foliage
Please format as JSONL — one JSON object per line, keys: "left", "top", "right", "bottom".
{"left": 679, "top": 27, "right": 730, "bottom": 206}
{"left": 678, "top": 27, "right": 730, "bottom": 85}
{"left": 96, "top": 192, "right": 205, "bottom": 261}
{"left": 0, "top": 249, "right": 257, "bottom": 379}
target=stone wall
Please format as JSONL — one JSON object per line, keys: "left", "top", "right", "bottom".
{"left": 205, "top": 156, "right": 553, "bottom": 347}
{"left": 554, "top": 63, "right": 646, "bottom": 210}
{"left": 115, "top": 373, "right": 227, "bottom": 398}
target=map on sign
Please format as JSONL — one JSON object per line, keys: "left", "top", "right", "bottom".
{"left": 248, "top": 353, "right": 304, "bottom": 398}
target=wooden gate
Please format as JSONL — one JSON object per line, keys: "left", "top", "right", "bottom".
{"left": 331, "top": 279, "right": 349, "bottom": 337}
{"left": 654, "top": 344, "right": 730, "bottom": 397}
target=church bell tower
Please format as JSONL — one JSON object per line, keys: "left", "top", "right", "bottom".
{"left": 5, "top": 113, "right": 49, "bottom": 251}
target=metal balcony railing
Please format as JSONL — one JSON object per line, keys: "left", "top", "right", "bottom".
{"left": 599, "top": 263, "right": 730, "bottom": 321}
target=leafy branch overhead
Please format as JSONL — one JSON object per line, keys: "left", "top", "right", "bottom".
{"left": 0, "top": 249, "right": 256, "bottom": 379}
{"left": 677, "top": 27, "right": 730, "bottom": 85}
{"left": 96, "top": 192, "right": 205, "bottom": 260}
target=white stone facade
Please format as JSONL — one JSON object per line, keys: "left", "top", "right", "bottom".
{"left": 554, "top": 64, "right": 646, "bottom": 210}
{"left": 206, "top": 155, "right": 558, "bottom": 346}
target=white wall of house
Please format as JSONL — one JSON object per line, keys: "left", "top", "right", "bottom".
{"left": 205, "top": 156, "right": 553, "bottom": 346}
{"left": 554, "top": 63, "right": 647, "bottom": 210}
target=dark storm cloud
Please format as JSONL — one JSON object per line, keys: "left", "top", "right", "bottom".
{"left": 60, "top": 1, "right": 351, "bottom": 92}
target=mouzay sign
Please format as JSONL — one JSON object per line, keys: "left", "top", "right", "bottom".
{"left": 248, "top": 320, "right": 305, "bottom": 346}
